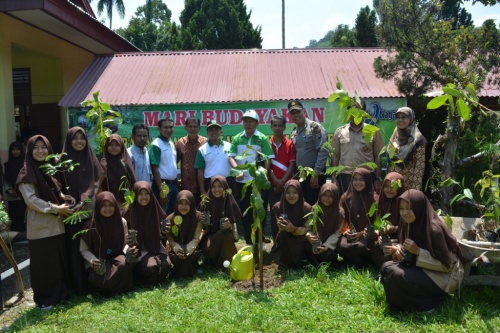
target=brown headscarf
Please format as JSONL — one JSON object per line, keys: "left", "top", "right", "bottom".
{"left": 123, "top": 181, "right": 165, "bottom": 253}
{"left": 82, "top": 191, "right": 125, "bottom": 259}
{"left": 340, "top": 168, "right": 378, "bottom": 231}
{"left": 315, "top": 183, "right": 345, "bottom": 242}
{"left": 201, "top": 176, "right": 243, "bottom": 234}
{"left": 387, "top": 107, "right": 428, "bottom": 166}
{"left": 167, "top": 190, "right": 203, "bottom": 244}
{"left": 4, "top": 141, "right": 25, "bottom": 188}
{"left": 272, "top": 179, "right": 312, "bottom": 228}
{"left": 378, "top": 172, "right": 406, "bottom": 226}
{"left": 16, "top": 135, "right": 63, "bottom": 204}
{"left": 61, "top": 127, "right": 103, "bottom": 202}
{"left": 397, "top": 190, "right": 463, "bottom": 268}
{"left": 101, "top": 134, "right": 136, "bottom": 203}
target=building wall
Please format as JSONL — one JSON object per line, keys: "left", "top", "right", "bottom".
{"left": 0, "top": 13, "right": 94, "bottom": 159}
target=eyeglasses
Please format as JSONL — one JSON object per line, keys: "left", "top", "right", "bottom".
{"left": 395, "top": 116, "right": 409, "bottom": 120}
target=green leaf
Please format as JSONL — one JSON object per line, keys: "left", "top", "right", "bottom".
{"left": 357, "top": 162, "right": 377, "bottom": 170}
{"left": 171, "top": 225, "right": 178, "bottom": 237}
{"left": 362, "top": 124, "right": 380, "bottom": 144}
{"left": 229, "top": 168, "right": 242, "bottom": 177}
{"left": 456, "top": 98, "right": 471, "bottom": 121}
{"left": 465, "top": 83, "right": 478, "bottom": 102}
{"left": 427, "top": 95, "right": 448, "bottom": 109}
{"left": 442, "top": 87, "right": 463, "bottom": 98}
{"left": 335, "top": 76, "right": 343, "bottom": 90}
{"left": 387, "top": 147, "right": 397, "bottom": 159}
{"left": 463, "top": 188, "right": 473, "bottom": 200}
{"left": 440, "top": 177, "right": 460, "bottom": 187}
{"left": 256, "top": 206, "right": 266, "bottom": 222}
{"left": 328, "top": 92, "right": 341, "bottom": 102}
{"left": 64, "top": 210, "right": 92, "bottom": 225}
{"left": 373, "top": 216, "right": 382, "bottom": 230}
{"left": 368, "top": 202, "right": 377, "bottom": 217}
{"left": 241, "top": 180, "right": 252, "bottom": 200}
{"left": 248, "top": 165, "right": 257, "bottom": 178}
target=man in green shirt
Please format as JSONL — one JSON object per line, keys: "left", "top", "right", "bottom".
{"left": 229, "top": 110, "right": 275, "bottom": 245}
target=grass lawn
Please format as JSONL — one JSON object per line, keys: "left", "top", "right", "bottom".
{"left": 4, "top": 264, "right": 499, "bottom": 333}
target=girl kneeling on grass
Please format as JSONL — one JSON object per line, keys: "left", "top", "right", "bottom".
{"left": 272, "top": 179, "right": 312, "bottom": 269}
{"left": 305, "top": 182, "right": 344, "bottom": 268}
{"left": 371, "top": 172, "right": 406, "bottom": 269}
{"left": 123, "top": 181, "right": 171, "bottom": 286}
{"left": 166, "top": 190, "right": 204, "bottom": 277}
{"left": 199, "top": 176, "right": 241, "bottom": 270}
{"left": 338, "top": 168, "right": 379, "bottom": 268}
{"left": 381, "top": 189, "right": 464, "bottom": 312}
{"left": 80, "top": 191, "right": 138, "bottom": 294}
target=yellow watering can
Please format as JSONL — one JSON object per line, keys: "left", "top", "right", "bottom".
{"left": 229, "top": 245, "right": 254, "bottom": 281}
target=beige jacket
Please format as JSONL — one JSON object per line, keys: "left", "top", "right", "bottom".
{"left": 19, "top": 183, "right": 65, "bottom": 240}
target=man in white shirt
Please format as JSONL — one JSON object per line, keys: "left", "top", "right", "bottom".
{"left": 195, "top": 120, "right": 232, "bottom": 196}
{"left": 148, "top": 117, "right": 178, "bottom": 215}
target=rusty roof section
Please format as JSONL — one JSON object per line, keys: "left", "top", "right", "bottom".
{"left": 59, "top": 48, "right": 498, "bottom": 107}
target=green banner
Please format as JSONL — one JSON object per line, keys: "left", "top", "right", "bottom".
{"left": 69, "top": 98, "right": 405, "bottom": 150}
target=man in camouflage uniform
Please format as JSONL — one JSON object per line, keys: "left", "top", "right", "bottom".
{"left": 289, "top": 100, "right": 328, "bottom": 205}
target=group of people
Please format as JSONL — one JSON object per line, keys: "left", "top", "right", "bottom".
{"left": 2, "top": 101, "right": 464, "bottom": 313}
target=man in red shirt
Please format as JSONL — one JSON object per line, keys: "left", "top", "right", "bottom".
{"left": 265, "top": 115, "right": 296, "bottom": 252}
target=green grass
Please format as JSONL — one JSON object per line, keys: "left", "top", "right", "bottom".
{"left": 5, "top": 265, "right": 500, "bottom": 333}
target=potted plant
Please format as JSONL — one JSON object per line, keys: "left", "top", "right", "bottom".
{"left": 199, "top": 193, "right": 211, "bottom": 227}
{"left": 304, "top": 204, "right": 324, "bottom": 253}
{"left": 170, "top": 215, "right": 186, "bottom": 253}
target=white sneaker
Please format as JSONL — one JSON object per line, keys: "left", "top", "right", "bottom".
{"left": 37, "top": 304, "right": 53, "bottom": 311}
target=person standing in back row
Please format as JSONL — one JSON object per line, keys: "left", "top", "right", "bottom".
{"left": 128, "top": 124, "right": 152, "bottom": 183}
{"left": 263, "top": 115, "right": 296, "bottom": 253}
{"left": 176, "top": 117, "right": 207, "bottom": 205}
{"left": 229, "top": 110, "right": 275, "bottom": 246}
{"left": 149, "top": 117, "right": 178, "bottom": 215}
{"left": 289, "top": 100, "right": 328, "bottom": 205}
{"left": 331, "top": 102, "right": 384, "bottom": 196}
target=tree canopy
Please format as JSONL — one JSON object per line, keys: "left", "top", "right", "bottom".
{"left": 175, "top": 0, "right": 262, "bottom": 50}
{"left": 329, "top": 24, "right": 356, "bottom": 47}
{"left": 115, "top": 0, "right": 172, "bottom": 51}
{"left": 355, "top": 6, "right": 379, "bottom": 47}
{"left": 374, "top": 0, "right": 499, "bottom": 96}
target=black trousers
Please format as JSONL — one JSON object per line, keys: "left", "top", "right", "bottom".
{"left": 235, "top": 182, "right": 255, "bottom": 244}
{"left": 299, "top": 174, "right": 326, "bottom": 206}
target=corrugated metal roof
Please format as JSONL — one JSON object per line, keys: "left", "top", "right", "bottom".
{"left": 59, "top": 48, "right": 498, "bottom": 107}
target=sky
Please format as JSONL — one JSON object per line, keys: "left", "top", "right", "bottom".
{"left": 91, "top": 0, "right": 500, "bottom": 49}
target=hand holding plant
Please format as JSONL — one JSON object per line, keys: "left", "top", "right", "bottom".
{"left": 91, "top": 258, "right": 102, "bottom": 272}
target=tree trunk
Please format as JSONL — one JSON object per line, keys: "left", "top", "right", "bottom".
{"left": 439, "top": 113, "right": 460, "bottom": 214}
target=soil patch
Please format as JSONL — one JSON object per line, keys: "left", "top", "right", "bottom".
{"left": 230, "top": 242, "right": 284, "bottom": 292}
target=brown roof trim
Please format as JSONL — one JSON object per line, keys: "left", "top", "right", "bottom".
{"left": 0, "top": 0, "right": 138, "bottom": 53}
